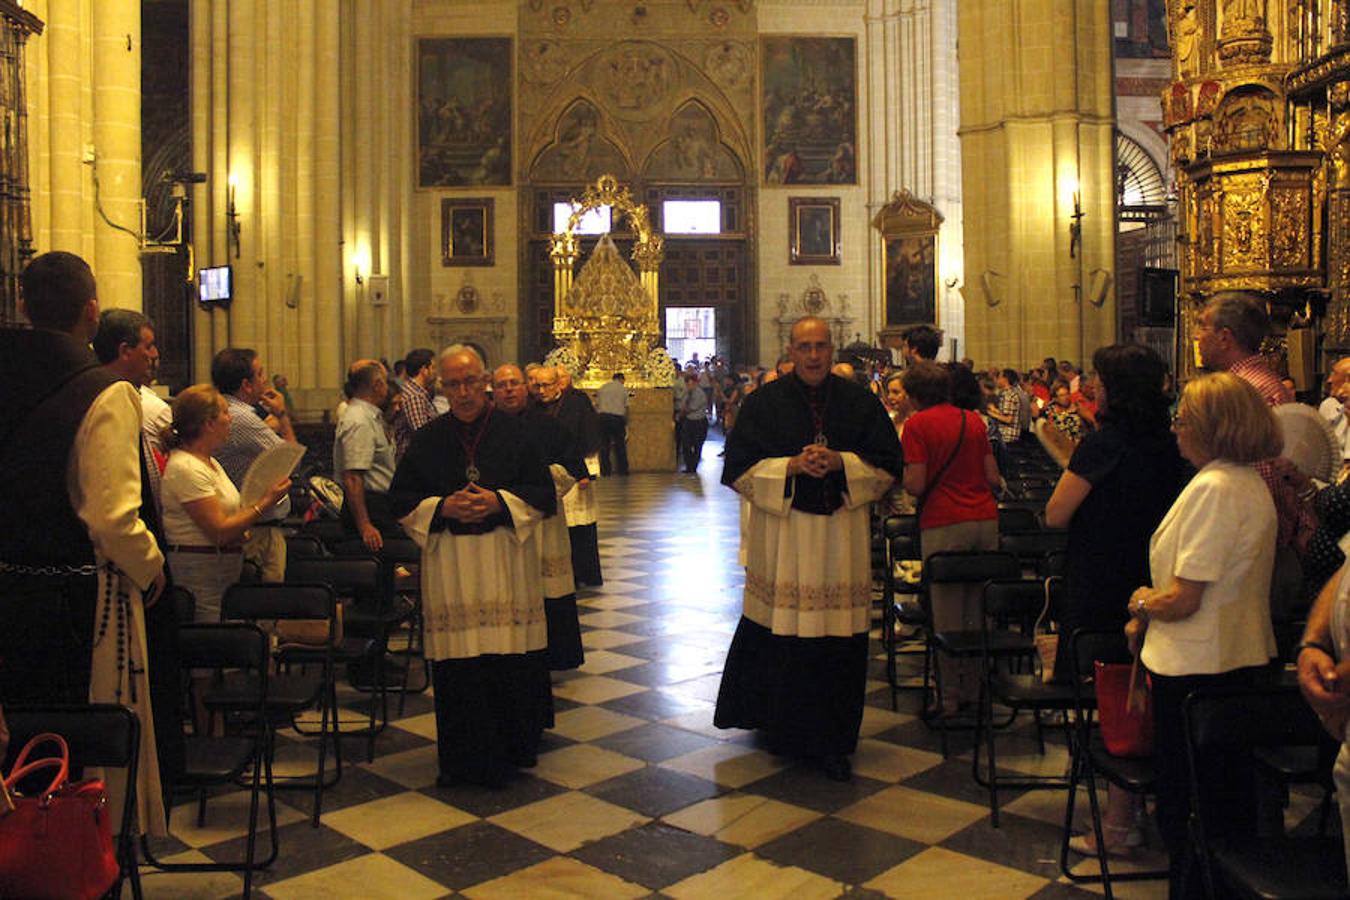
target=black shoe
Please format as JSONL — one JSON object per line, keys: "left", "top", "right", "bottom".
{"left": 820, "top": 753, "right": 852, "bottom": 782}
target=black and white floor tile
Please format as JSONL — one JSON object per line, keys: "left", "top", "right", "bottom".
{"left": 138, "top": 437, "right": 1322, "bottom": 898}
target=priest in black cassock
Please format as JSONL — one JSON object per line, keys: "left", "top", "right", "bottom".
{"left": 492, "top": 362, "right": 590, "bottom": 670}
{"left": 540, "top": 367, "right": 604, "bottom": 587}
{"left": 389, "top": 347, "right": 557, "bottom": 787}
{"left": 714, "top": 317, "right": 902, "bottom": 781}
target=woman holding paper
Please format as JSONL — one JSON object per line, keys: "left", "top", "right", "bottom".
{"left": 160, "top": 385, "right": 291, "bottom": 621}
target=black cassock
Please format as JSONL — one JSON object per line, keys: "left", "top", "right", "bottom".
{"left": 388, "top": 406, "right": 557, "bottom": 784}
{"left": 540, "top": 389, "right": 604, "bottom": 587}
{"left": 715, "top": 372, "right": 902, "bottom": 758}
{"left": 513, "top": 406, "right": 589, "bottom": 670}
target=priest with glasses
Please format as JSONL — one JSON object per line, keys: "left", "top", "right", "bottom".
{"left": 389, "top": 346, "right": 556, "bottom": 787}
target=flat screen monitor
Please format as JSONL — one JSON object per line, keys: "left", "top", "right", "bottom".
{"left": 198, "top": 265, "right": 232, "bottom": 305}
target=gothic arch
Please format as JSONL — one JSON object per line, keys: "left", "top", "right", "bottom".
{"left": 522, "top": 39, "right": 753, "bottom": 185}
{"left": 642, "top": 99, "right": 744, "bottom": 182}
{"left": 528, "top": 97, "right": 634, "bottom": 183}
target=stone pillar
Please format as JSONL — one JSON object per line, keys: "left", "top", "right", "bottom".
{"left": 90, "top": 0, "right": 142, "bottom": 311}
{"left": 24, "top": 0, "right": 143, "bottom": 310}
{"left": 865, "top": 0, "right": 963, "bottom": 354}
{"left": 189, "top": 0, "right": 345, "bottom": 416}
{"left": 957, "top": 0, "right": 1116, "bottom": 368}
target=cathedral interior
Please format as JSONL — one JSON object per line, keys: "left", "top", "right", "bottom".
{"left": 2, "top": 0, "right": 1347, "bottom": 897}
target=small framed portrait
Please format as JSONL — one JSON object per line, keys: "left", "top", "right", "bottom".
{"left": 441, "top": 198, "right": 494, "bottom": 267}
{"left": 789, "top": 197, "right": 841, "bottom": 265}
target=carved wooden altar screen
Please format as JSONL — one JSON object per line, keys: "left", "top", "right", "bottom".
{"left": 0, "top": 1, "right": 42, "bottom": 326}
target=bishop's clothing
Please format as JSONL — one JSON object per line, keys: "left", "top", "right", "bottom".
{"left": 388, "top": 405, "right": 556, "bottom": 783}
{"left": 513, "top": 406, "right": 589, "bottom": 671}
{"left": 714, "top": 373, "right": 901, "bottom": 758}
{"left": 542, "top": 389, "right": 604, "bottom": 587}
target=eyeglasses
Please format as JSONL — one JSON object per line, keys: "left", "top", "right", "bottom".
{"left": 443, "top": 377, "right": 486, "bottom": 390}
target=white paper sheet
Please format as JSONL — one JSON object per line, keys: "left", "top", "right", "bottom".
{"left": 240, "top": 443, "right": 306, "bottom": 509}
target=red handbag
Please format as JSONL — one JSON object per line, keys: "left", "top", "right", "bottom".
{"left": 1094, "top": 658, "right": 1155, "bottom": 758}
{"left": 0, "top": 733, "right": 121, "bottom": 900}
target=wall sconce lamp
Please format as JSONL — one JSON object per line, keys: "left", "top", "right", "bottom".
{"left": 354, "top": 265, "right": 364, "bottom": 286}
{"left": 1068, "top": 190, "right": 1084, "bottom": 259}
{"left": 226, "top": 174, "right": 241, "bottom": 259}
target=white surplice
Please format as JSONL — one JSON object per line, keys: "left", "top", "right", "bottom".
{"left": 541, "top": 464, "right": 577, "bottom": 598}
{"left": 400, "top": 492, "right": 548, "bottom": 659}
{"left": 561, "top": 453, "right": 600, "bottom": 526}
{"left": 68, "top": 381, "right": 167, "bottom": 837}
{"left": 732, "top": 452, "right": 893, "bottom": 638}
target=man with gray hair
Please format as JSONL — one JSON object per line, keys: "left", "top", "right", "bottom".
{"left": 1196, "top": 290, "right": 1293, "bottom": 406}
{"left": 390, "top": 347, "right": 556, "bottom": 786}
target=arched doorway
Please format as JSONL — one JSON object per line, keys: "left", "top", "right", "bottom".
{"left": 519, "top": 47, "right": 755, "bottom": 368}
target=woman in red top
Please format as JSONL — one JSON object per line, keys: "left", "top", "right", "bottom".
{"left": 900, "top": 361, "right": 1002, "bottom": 714}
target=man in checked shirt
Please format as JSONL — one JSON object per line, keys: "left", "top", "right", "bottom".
{"left": 393, "top": 347, "right": 440, "bottom": 462}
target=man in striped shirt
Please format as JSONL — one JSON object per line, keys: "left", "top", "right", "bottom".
{"left": 393, "top": 347, "right": 438, "bottom": 461}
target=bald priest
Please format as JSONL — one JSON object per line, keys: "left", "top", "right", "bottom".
{"left": 714, "top": 317, "right": 902, "bottom": 781}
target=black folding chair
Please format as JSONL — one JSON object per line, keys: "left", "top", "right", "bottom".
{"left": 4, "top": 704, "right": 144, "bottom": 900}
{"left": 1058, "top": 629, "right": 1167, "bottom": 897}
{"left": 141, "top": 623, "right": 273, "bottom": 897}
{"left": 997, "top": 505, "right": 1041, "bottom": 534}
{"left": 286, "top": 555, "right": 405, "bottom": 747}
{"left": 1183, "top": 685, "right": 1347, "bottom": 900}
{"left": 972, "top": 578, "right": 1075, "bottom": 826}
{"left": 919, "top": 550, "right": 1023, "bottom": 755}
{"left": 219, "top": 583, "right": 340, "bottom": 826}
{"left": 881, "top": 514, "right": 925, "bottom": 709}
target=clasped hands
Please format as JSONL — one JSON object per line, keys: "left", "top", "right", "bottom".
{"left": 787, "top": 444, "right": 843, "bottom": 479}
{"left": 440, "top": 482, "right": 502, "bottom": 523}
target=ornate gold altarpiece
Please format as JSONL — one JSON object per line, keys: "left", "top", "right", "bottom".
{"left": 546, "top": 174, "right": 676, "bottom": 471}
{"left": 1164, "top": 0, "right": 1350, "bottom": 379}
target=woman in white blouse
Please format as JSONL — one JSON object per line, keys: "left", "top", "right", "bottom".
{"left": 1125, "top": 372, "right": 1281, "bottom": 899}
{"left": 160, "top": 385, "right": 290, "bottom": 622}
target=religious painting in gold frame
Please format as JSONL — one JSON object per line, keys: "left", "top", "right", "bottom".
{"left": 789, "top": 197, "right": 841, "bottom": 265}
{"left": 871, "top": 189, "right": 943, "bottom": 344}
{"left": 441, "top": 198, "right": 494, "bottom": 267}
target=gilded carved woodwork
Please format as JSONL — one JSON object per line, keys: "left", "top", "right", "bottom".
{"left": 0, "top": 1, "right": 42, "bottom": 327}
{"left": 1161, "top": 0, "right": 1346, "bottom": 372}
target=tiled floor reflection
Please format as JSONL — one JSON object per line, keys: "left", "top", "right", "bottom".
{"left": 139, "top": 436, "right": 1198, "bottom": 898}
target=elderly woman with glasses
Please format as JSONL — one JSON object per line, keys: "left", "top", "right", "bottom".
{"left": 1126, "top": 371, "right": 1281, "bottom": 899}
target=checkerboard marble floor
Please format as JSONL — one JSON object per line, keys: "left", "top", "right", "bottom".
{"left": 139, "top": 439, "right": 1235, "bottom": 898}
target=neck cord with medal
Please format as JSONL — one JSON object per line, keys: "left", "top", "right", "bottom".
{"left": 457, "top": 403, "right": 494, "bottom": 483}
{"left": 794, "top": 373, "right": 831, "bottom": 447}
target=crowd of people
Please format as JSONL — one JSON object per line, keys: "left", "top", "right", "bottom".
{"left": 8, "top": 249, "right": 1350, "bottom": 897}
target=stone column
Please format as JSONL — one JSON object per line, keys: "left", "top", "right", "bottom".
{"left": 189, "top": 0, "right": 345, "bottom": 416}
{"left": 90, "top": 0, "right": 142, "bottom": 311}
{"left": 957, "top": 0, "right": 1116, "bottom": 368}
{"left": 865, "top": 0, "right": 963, "bottom": 354}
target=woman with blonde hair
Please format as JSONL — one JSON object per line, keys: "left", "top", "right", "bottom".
{"left": 1126, "top": 371, "right": 1281, "bottom": 898}
{"left": 160, "top": 385, "right": 290, "bottom": 621}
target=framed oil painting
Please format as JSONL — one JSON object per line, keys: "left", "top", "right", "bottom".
{"left": 884, "top": 234, "right": 936, "bottom": 326}
{"left": 442, "top": 198, "right": 494, "bottom": 267}
{"left": 789, "top": 197, "right": 840, "bottom": 265}
{"left": 761, "top": 37, "right": 857, "bottom": 185}
{"left": 417, "top": 38, "right": 512, "bottom": 188}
